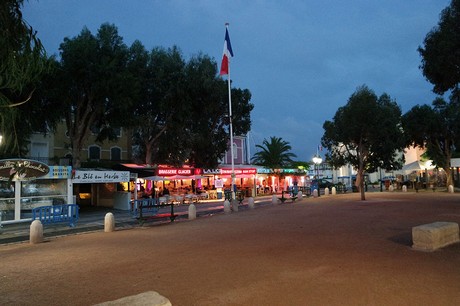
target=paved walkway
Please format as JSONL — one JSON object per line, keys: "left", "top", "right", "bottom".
{"left": 2, "top": 191, "right": 459, "bottom": 305}
{"left": 0, "top": 195, "right": 275, "bottom": 245}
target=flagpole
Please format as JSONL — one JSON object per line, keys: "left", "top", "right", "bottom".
{"left": 225, "top": 23, "right": 236, "bottom": 200}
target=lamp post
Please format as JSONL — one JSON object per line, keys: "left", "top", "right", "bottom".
{"left": 312, "top": 154, "right": 322, "bottom": 197}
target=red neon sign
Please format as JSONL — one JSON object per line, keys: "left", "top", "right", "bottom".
{"left": 157, "top": 168, "right": 193, "bottom": 176}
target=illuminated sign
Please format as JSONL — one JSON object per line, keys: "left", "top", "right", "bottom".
{"left": 157, "top": 168, "right": 193, "bottom": 176}
{"left": 203, "top": 168, "right": 257, "bottom": 175}
{"left": 42, "top": 166, "right": 72, "bottom": 179}
{"left": 220, "top": 168, "right": 257, "bottom": 175}
{"left": 0, "top": 159, "right": 50, "bottom": 181}
{"left": 72, "top": 170, "right": 130, "bottom": 183}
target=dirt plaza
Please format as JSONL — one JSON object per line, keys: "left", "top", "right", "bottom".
{"left": 1, "top": 191, "right": 460, "bottom": 306}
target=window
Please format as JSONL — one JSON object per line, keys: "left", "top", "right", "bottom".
{"left": 113, "top": 127, "right": 122, "bottom": 137}
{"left": 233, "top": 143, "right": 238, "bottom": 160}
{"left": 111, "top": 147, "right": 121, "bottom": 161}
{"left": 88, "top": 146, "right": 101, "bottom": 160}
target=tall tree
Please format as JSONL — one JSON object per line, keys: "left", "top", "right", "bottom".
{"left": 418, "top": 0, "right": 460, "bottom": 95}
{"left": 41, "top": 23, "right": 134, "bottom": 168}
{"left": 185, "top": 54, "right": 253, "bottom": 168}
{"left": 252, "top": 136, "right": 297, "bottom": 184}
{"left": 402, "top": 94, "right": 460, "bottom": 187}
{"left": 131, "top": 45, "right": 187, "bottom": 165}
{"left": 0, "top": 0, "right": 51, "bottom": 157}
{"left": 130, "top": 49, "right": 253, "bottom": 168}
{"left": 321, "top": 85, "right": 405, "bottom": 200}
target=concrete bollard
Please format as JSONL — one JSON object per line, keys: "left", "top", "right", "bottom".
{"left": 188, "top": 203, "right": 196, "bottom": 220}
{"left": 297, "top": 191, "right": 302, "bottom": 201}
{"left": 232, "top": 199, "right": 239, "bottom": 212}
{"left": 324, "top": 187, "right": 330, "bottom": 196}
{"left": 30, "top": 220, "right": 43, "bottom": 244}
{"left": 95, "top": 291, "right": 172, "bottom": 306}
{"left": 248, "top": 197, "right": 255, "bottom": 209}
{"left": 448, "top": 185, "right": 454, "bottom": 193}
{"left": 104, "top": 213, "right": 115, "bottom": 232}
{"left": 402, "top": 185, "right": 407, "bottom": 192}
{"left": 313, "top": 189, "right": 318, "bottom": 198}
{"left": 331, "top": 186, "right": 336, "bottom": 195}
{"left": 272, "top": 195, "right": 278, "bottom": 205}
{"left": 224, "top": 200, "right": 231, "bottom": 214}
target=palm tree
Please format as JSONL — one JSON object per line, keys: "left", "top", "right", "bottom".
{"left": 252, "top": 137, "right": 297, "bottom": 192}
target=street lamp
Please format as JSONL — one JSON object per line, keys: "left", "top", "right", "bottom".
{"left": 312, "top": 155, "right": 322, "bottom": 197}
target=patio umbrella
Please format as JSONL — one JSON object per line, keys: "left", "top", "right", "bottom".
{"left": 402, "top": 160, "right": 435, "bottom": 172}
{"left": 142, "top": 175, "right": 167, "bottom": 181}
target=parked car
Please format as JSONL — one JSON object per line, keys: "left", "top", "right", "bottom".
{"left": 312, "top": 179, "right": 334, "bottom": 189}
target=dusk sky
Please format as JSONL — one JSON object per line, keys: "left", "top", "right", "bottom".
{"left": 23, "top": 0, "right": 450, "bottom": 161}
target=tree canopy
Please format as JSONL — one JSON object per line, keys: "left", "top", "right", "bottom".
{"left": 402, "top": 93, "right": 460, "bottom": 186}
{"left": 130, "top": 45, "right": 253, "bottom": 168}
{"left": 0, "top": 0, "right": 52, "bottom": 157}
{"left": 418, "top": 0, "right": 460, "bottom": 95}
{"left": 251, "top": 136, "right": 297, "bottom": 170}
{"left": 38, "top": 23, "right": 134, "bottom": 168}
{"left": 321, "top": 85, "right": 405, "bottom": 200}
{"left": 6, "top": 16, "right": 253, "bottom": 168}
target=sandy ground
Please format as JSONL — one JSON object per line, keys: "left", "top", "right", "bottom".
{"left": 1, "top": 192, "right": 460, "bottom": 306}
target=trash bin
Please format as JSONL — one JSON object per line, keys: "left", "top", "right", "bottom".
{"left": 224, "top": 190, "right": 232, "bottom": 201}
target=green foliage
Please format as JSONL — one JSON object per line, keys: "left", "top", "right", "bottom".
{"left": 251, "top": 136, "right": 297, "bottom": 171}
{"left": 321, "top": 85, "right": 405, "bottom": 200}
{"left": 130, "top": 47, "right": 253, "bottom": 168}
{"left": 37, "top": 23, "right": 134, "bottom": 168}
{"left": 131, "top": 45, "right": 187, "bottom": 165}
{"left": 418, "top": 0, "right": 460, "bottom": 94}
{"left": 0, "top": 0, "right": 53, "bottom": 158}
{"left": 290, "top": 161, "right": 311, "bottom": 172}
{"left": 0, "top": 0, "right": 48, "bottom": 99}
{"left": 402, "top": 92, "right": 460, "bottom": 185}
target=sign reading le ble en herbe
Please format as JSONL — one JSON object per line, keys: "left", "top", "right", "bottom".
{"left": 72, "top": 170, "right": 130, "bottom": 183}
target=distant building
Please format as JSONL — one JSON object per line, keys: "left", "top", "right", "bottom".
{"left": 26, "top": 121, "right": 132, "bottom": 166}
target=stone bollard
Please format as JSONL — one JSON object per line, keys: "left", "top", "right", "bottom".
{"left": 224, "top": 200, "right": 231, "bottom": 214}
{"left": 248, "top": 197, "right": 255, "bottom": 209}
{"left": 448, "top": 185, "right": 454, "bottom": 193}
{"left": 402, "top": 185, "right": 407, "bottom": 192}
{"left": 297, "top": 191, "right": 302, "bottom": 201}
{"left": 272, "top": 195, "right": 278, "bottom": 205}
{"left": 331, "top": 186, "right": 336, "bottom": 195}
{"left": 324, "top": 187, "right": 330, "bottom": 196}
{"left": 95, "top": 291, "right": 172, "bottom": 306}
{"left": 232, "top": 199, "right": 239, "bottom": 212}
{"left": 313, "top": 189, "right": 318, "bottom": 198}
{"left": 188, "top": 203, "right": 196, "bottom": 220}
{"left": 30, "top": 220, "right": 43, "bottom": 244}
{"left": 104, "top": 213, "right": 115, "bottom": 232}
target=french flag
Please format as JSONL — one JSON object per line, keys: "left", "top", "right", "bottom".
{"left": 220, "top": 26, "right": 233, "bottom": 76}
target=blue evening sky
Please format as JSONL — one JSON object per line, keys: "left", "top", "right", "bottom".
{"left": 22, "top": 0, "right": 450, "bottom": 161}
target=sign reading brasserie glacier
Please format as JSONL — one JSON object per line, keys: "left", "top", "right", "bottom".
{"left": 72, "top": 170, "right": 130, "bottom": 183}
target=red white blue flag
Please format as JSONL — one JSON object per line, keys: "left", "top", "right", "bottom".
{"left": 220, "top": 26, "right": 233, "bottom": 76}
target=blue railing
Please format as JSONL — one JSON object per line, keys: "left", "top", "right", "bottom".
{"left": 32, "top": 204, "right": 79, "bottom": 227}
